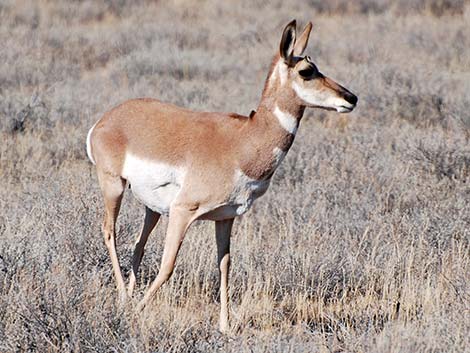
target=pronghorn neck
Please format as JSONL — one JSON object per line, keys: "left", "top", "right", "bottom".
{"left": 256, "top": 57, "right": 305, "bottom": 135}
{"left": 236, "top": 58, "right": 306, "bottom": 181}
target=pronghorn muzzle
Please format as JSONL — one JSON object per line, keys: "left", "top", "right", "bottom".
{"left": 323, "top": 77, "right": 358, "bottom": 113}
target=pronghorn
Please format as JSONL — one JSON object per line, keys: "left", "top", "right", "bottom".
{"left": 86, "top": 20, "right": 357, "bottom": 332}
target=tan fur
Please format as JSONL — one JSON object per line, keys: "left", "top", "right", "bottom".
{"left": 87, "top": 19, "right": 357, "bottom": 333}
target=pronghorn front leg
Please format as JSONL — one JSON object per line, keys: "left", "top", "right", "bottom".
{"left": 215, "top": 218, "right": 234, "bottom": 333}
{"left": 128, "top": 207, "right": 161, "bottom": 298}
{"left": 136, "top": 205, "right": 195, "bottom": 311}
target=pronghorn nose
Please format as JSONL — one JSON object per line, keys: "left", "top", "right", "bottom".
{"left": 344, "top": 92, "right": 358, "bottom": 106}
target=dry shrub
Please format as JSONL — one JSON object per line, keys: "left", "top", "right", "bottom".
{"left": 0, "top": 0, "right": 469, "bottom": 352}
{"left": 309, "top": 0, "right": 468, "bottom": 16}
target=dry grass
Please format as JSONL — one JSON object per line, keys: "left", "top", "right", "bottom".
{"left": 1, "top": 0, "right": 469, "bottom": 352}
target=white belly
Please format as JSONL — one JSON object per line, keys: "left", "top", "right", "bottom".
{"left": 122, "top": 153, "right": 184, "bottom": 215}
{"left": 122, "top": 154, "right": 270, "bottom": 220}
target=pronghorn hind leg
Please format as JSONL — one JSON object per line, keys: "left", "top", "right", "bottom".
{"left": 128, "top": 207, "right": 161, "bottom": 298}
{"left": 97, "top": 169, "right": 127, "bottom": 304}
{"left": 136, "top": 205, "right": 195, "bottom": 311}
{"left": 215, "top": 218, "right": 234, "bottom": 333}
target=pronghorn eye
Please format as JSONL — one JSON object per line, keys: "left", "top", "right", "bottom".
{"left": 298, "top": 58, "right": 318, "bottom": 79}
{"left": 298, "top": 65, "right": 317, "bottom": 79}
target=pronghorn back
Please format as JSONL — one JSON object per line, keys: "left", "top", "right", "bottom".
{"left": 87, "top": 98, "right": 249, "bottom": 176}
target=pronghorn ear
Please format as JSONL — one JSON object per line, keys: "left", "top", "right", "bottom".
{"left": 280, "top": 20, "right": 296, "bottom": 66}
{"left": 293, "top": 22, "right": 312, "bottom": 56}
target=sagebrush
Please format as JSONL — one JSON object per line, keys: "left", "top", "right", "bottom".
{"left": 0, "top": 1, "right": 469, "bottom": 352}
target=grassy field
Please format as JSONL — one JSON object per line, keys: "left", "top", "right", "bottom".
{"left": 1, "top": 0, "right": 469, "bottom": 352}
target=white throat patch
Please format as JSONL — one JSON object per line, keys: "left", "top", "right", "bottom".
{"left": 274, "top": 105, "right": 298, "bottom": 134}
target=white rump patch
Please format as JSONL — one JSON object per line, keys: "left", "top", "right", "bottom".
{"left": 86, "top": 121, "right": 98, "bottom": 165}
{"left": 122, "top": 153, "right": 185, "bottom": 215}
{"left": 274, "top": 105, "right": 298, "bottom": 134}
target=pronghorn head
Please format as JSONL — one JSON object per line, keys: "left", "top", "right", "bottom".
{"left": 277, "top": 20, "right": 358, "bottom": 113}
